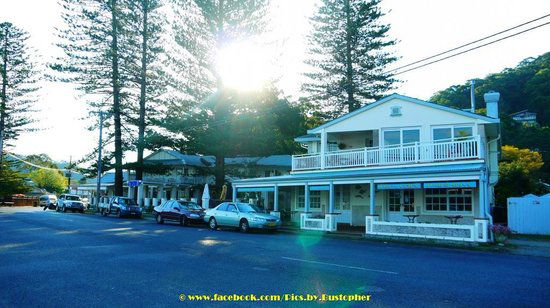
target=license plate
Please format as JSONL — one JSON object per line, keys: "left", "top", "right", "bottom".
{"left": 268, "top": 222, "right": 276, "bottom": 227}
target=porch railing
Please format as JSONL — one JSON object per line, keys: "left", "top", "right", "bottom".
{"left": 292, "top": 136, "right": 482, "bottom": 171}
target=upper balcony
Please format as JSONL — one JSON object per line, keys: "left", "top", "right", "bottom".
{"left": 292, "top": 136, "right": 483, "bottom": 172}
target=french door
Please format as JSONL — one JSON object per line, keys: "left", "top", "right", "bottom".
{"left": 387, "top": 190, "right": 415, "bottom": 222}
{"left": 382, "top": 128, "right": 420, "bottom": 163}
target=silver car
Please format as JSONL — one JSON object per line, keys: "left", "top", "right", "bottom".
{"left": 204, "top": 202, "right": 281, "bottom": 233}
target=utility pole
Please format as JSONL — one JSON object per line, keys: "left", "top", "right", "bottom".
{"left": 95, "top": 111, "right": 104, "bottom": 211}
{"left": 67, "top": 155, "right": 72, "bottom": 192}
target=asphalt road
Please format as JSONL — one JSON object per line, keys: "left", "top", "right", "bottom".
{"left": 1, "top": 207, "right": 549, "bottom": 308}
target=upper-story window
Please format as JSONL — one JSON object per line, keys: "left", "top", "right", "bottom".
{"left": 383, "top": 128, "right": 420, "bottom": 147}
{"left": 433, "top": 125, "right": 473, "bottom": 142}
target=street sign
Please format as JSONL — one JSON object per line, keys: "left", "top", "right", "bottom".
{"left": 128, "top": 180, "right": 141, "bottom": 187}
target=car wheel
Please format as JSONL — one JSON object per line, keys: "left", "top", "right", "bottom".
{"left": 80, "top": 209, "right": 84, "bottom": 213}
{"left": 239, "top": 219, "right": 250, "bottom": 233}
{"left": 180, "top": 216, "right": 188, "bottom": 227}
{"left": 156, "top": 214, "right": 164, "bottom": 224}
{"left": 209, "top": 217, "right": 218, "bottom": 230}
{"left": 62, "top": 206, "right": 66, "bottom": 213}
{"left": 101, "top": 209, "right": 107, "bottom": 216}
{"left": 117, "top": 209, "right": 123, "bottom": 218}
{"left": 56, "top": 206, "right": 60, "bottom": 212}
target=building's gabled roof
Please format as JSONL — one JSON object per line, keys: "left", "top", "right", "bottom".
{"left": 225, "top": 157, "right": 261, "bottom": 165}
{"left": 308, "top": 93, "right": 500, "bottom": 133}
{"left": 144, "top": 149, "right": 291, "bottom": 168}
{"left": 509, "top": 109, "right": 536, "bottom": 117}
{"left": 256, "top": 155, "right": 292, "bottom": 167}
{"left": 144, "top": 149, "right": 214, "bottom": 167}
{"left": 225, "top": 155, "right": 292, "bottom": 167}
{"left": 85, "top": 171, "right": 131, "bottom": 185}
{"left": 294, "top": 134, "right": 320, "bottom": 143}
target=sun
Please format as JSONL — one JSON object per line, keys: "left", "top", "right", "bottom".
{"left": 216, "top": 41, "right": 275, "bottom": 91}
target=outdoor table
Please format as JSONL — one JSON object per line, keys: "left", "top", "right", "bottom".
{"left": 445, "top": 215, "right": 463, "bottom": 224}
{"left": 403, "top": 214, "right": 419, "bottom": 223}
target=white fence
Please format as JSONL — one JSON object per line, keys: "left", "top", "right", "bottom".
{"left": 508, "top": 195, "right": 550, "bottom": 235}
{"left": 292, "top": 136, "right": 481, "bottom": 171}
{"left": 300, "top": 213, "right": 337, "bottom": 232}
{"left": 365, "top": 216, "right": 489, "bottom": 242}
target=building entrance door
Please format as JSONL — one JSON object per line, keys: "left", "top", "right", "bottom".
{"left": 387, "top": 190, "right": 415, "bottom": 222}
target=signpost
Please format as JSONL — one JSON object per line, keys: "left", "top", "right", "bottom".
{"left": 128, "top": 180, "right": 141, "bottom": 188}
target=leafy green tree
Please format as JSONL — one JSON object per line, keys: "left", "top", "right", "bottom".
{"left": 431, "top": 52, "right": 550, "bottom": 182}
{"left": 161, "top": 85, "right": 307, "bottom": 159}
{"left": 302, "top": 0, "right": 397, "bottom": 116}
{"left": 495, "top": 146, "right": 544, "bottom": 206}
{"left": 0, "top": 22, "right": 40, "bottom": 165}
{"left": 0, "top": 159, "right": 30, "bottom": 198}
{"left": 30, "top": 168, "right": 68, "bottom": 194}
{"left": 168, "top": 0, "right": 270, "bottom": 191}
{"left": 431, "top": 52, "right": 550, "bottom": 125}
{"left": 52, "top": 0, "right": 129, "bottom": 196}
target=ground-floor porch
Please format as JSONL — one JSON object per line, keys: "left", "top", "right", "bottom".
{"left": 79, "top": 181, "right": 205, "bottom": 209}
{"left": 232, "top": 162, "right": 493, "bottom": 242}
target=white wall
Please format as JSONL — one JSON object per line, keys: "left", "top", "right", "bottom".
{"left": 508, "top": 196, "right": 550, "bottom": 235}
{"left": 323, "top": 98, "right": 490, "bottom": 137}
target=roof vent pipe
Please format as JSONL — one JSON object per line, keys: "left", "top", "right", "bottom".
{"left": 484, "top": 91, "right": 500, "bottom": 118}
{"left": 470, "top": 80, "right": 476, "bottom": 113}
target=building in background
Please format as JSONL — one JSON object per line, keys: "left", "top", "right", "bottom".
{"left": 510, "top": 110, "right": 537, "bottom": 125}
{"left": 78, "top": 149, "right": 291, "bottom": 208}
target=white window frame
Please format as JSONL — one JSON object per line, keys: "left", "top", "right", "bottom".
{"left": 422, "top": 188, "right": 474, "bottom": 215}
{"left": 381, "top": 126, "right": 421, "bottom": 147}
{"left": 310, "top": 191, "right": 321, "bottom": 209}
{"left": 296, "top": 189, "right": 321, "bottom": 209}
{"left": 431, "top": 124, "right": 476, "bottom": 143}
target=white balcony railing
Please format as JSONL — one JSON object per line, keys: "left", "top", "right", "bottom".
{"left": 292, "top": 136, "right": 482, "bottom": 171}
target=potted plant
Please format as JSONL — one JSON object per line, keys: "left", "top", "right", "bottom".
{"left": 490, "top": 224, "right": 512, "bottom": 245}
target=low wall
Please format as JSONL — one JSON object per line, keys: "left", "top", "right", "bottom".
{"left": 366, "top": 216, "right": 489, "bottom": 242}
{"left": 300, "top": 213, "right": 337, "bottom": 232}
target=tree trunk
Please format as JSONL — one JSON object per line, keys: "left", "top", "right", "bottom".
{"left": 111, "top": 0, "right": 123, "bottom": 196}
{"left": 213, "top": 0, "right": 226, "bottom": 192}
{"left": 344, "top": 0, "right": 356, "bottom": 113}
{"left": 215, "top": 153, "right": 225, "bottom": 196}
{"left": 136, "top": 0, "right": 148, "bottom": 182}
{"left": 0, "top": 28, "right": 8, "bottom": 168}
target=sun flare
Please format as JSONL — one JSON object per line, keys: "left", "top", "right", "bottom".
{"left": 216, "top": 41, "right": 275, "bottom": 91}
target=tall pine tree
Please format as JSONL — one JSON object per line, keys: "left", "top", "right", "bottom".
{"left": 0, "top": 22, "right": 40, "bottom": 168}
{"left": 167, "top": 0, "right": 270, "bottom": 192}
{"left": 302, "top": 0, "right": 397, "bottom": 117}
{"left": 52, "top": 0, "right": 129, "bottom": 195}
{"left": 123, "top": 0, "right": 168, "bottom": 184}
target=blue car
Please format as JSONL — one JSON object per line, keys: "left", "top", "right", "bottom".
{"left": 101, "top": 196, "right": 142, "bottom": 218}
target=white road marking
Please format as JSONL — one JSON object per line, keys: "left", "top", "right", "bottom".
{"left": 282, "top": 257, "right": 398, "bottom": 275}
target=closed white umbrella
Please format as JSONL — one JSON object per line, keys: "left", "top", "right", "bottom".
{"left": 201, "top": 184, "right": 210, "bottom": 209}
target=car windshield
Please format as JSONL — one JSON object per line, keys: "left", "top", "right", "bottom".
{"left": 237, "top": 203, "right": 260, "bottom": 213}
{"left": 119, "top": 198, "right": 137, "bottom": 206}
{"left": 66, "top": 195, "right": 80, "bottom": 201}
{"left": 178, "top": 201, "right": 201, "bottom": 210}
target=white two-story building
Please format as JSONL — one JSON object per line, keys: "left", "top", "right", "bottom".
{"left": 232, "top": 93, "right": 501, "bottom": 243}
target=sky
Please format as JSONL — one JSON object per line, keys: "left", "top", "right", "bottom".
{"left": 1, "top": 0, "right": 550, "bottom": 163}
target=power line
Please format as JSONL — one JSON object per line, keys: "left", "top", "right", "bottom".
{"left": 5, "top": 151, "right": 76, "bottom": 173}
{"left": 388, "top": 13, "right": 550, "bottom": 74}
{"left": 392, "top": 20, "right": 550, "bottom": 76}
